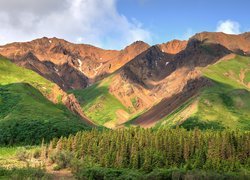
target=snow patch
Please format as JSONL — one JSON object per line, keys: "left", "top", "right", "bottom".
{"left": 162, "top": 49, "right": 165, "bottom": 52}
{"left": 54, "top": 67, "right": 59, "bottom": 72}
{"left": 77, "top": 59, "right": 82, "bottom": 67}
{"left": 49, "top": 40, "right": 52, "bottom": 43}
{"left": 77, "top": 59, "right": 84, "bottom": 73}
{"left": 165, "top": 62, "right": 169, "bottom": 66}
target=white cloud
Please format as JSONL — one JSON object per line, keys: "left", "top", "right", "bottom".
{"left": 216, "top": 20, "right": 241, "bottom": 34}
{"left": 0, "top": 0, "right": 152, "bottom": 49}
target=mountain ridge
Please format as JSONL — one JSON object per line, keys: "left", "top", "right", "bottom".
{"left": 1, "top": 31, "right": 250, "bottom": 130}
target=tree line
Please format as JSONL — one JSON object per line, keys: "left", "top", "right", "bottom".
{"left": 42, "top": 127, "right": 250, "bottom": 173}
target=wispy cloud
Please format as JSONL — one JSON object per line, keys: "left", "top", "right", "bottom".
{"left": 0, "top": 0, "right": 152, "bottom": 49}
{"left": 216, "top": 20, "right": 241, "bottom": 34}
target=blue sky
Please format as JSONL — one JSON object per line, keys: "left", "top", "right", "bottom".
{"left": 0, "top": 0, "right": 249, "bottom": 49}
{"left": 118, "top": 0, "right": 250, "bottom": 44}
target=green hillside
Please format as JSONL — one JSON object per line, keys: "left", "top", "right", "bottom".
{"left": 0, "top": 57, "right": 55, "bottom": 97}
{"left": 0, "top": 57, "right": 90, "bottom": 145}
{"left": 157, "top": 55, "right": 250, "bottom": 130}
{"left": 72, "top": 76, "right": 129, "bottom": 125}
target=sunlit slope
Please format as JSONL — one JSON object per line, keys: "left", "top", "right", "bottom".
{"left": 72, "top": 76, "right": 130, "bottom": 126}
{"left": 157, "top": 55, "right": 250, "bottom": 130}
{"left": 0, "top": 57, "right": 91, "bottom": 145}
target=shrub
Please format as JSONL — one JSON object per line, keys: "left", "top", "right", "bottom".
{"left": 0, "top": 167, "right": 51, "bottom": 179}
{"left": 53, "top": 165, "right": 61, "bottom": 171}
{"left": 33, "top": 149, "right": 41, "bottom": 159}
{"left": 16, "top": 148, "right": 29, "bottom": 161}
{"left": 74, "top": 167, "right": 144, "bottom": 180}
{"left": 54, "top": 150, "right": 73, "bottom": 169}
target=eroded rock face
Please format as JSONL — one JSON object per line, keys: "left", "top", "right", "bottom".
{"left": 62, "top": 94, "right": 95, "bottom": 126}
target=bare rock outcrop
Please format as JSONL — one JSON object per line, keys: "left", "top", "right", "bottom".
{"left": 62, "top": 94, "right": 95, "bottom": 126}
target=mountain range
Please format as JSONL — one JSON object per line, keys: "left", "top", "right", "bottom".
{"left": 0, "top": 31, "right": 250, "bottom": 143}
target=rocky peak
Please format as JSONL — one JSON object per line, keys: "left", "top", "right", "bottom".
{"left": 157, "top": 40, "right": 188, "bottom": 54}
{"left": 191, "top": 31, "right": 250, "bottom": 54}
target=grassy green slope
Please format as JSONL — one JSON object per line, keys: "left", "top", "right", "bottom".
{"left": 72, "top": 76, "right": 129, "bottom": 125}
{"left": 0, "top": 57, "right": 54, "bottom": 97}
{"left": 156, "top": 55, "right": 250, "bottom": 130}
{"left": 0, "top": 57, "right": 90, "bottom": 145}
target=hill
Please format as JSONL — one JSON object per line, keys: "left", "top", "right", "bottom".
{"left": 156, "top": 55, "right": 250, "bottom": 130}
{"left": 0, "top": 57, "right": 92, "bottom": 145}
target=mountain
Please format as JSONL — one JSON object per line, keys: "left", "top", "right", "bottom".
{"left": 71, "top": 32, "right": 250, "bottom": 129}
{"left": 0, "top": 32, "right": 250, "bottom": 131}
{"left": 0, "top": 38, "right": 149, "bottom": 90}
{"left": 0, "top": 56, "right": 93, "bottom": 145}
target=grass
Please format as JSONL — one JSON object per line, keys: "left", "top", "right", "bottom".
{"left": 203, "top": 55, "right": 250, "bottom": 89}
{"left": 72, "top": 76, "right": 129, "bottom": 125}
{"left": 0, "top": 146, "right": 49, "bottom": 179}
{"left": 155, "top": 97, "right": 196, "bottom": 128}
{"left": 158, "top": 55, "right": 250, "bottom": 130}
{"left": 0, "top": 57, "right": 91, "bottom": 145}
{"left": 0, "top": 57, "right": 54, "bottom": 97}
{"left": 0, "top": 146, "right": 40, "bottom": 169}
{"left": 0, "top": 147, "right": 18, "bottom": 159}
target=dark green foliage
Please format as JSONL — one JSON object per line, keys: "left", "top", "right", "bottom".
{"left": 0, "top": 83, "right": 91, "bottom": 145}
{"left": 180, "top": 117, "right": 225, "bottom": 130}
{"left": 73, "top": 167, "right": 250, "bottom": 180}
{"left": 220, "top": 93, "right": 234, "bottom": 108}
{"left": 0, "top": 167, "right": 51, "bottom": 179}
{"left": 0, "top": 58, "right": 92, "bottom": 145}
{"left": 74, "top": 167, "right": 132, "bottom": 180}
{"left": 46, "top": 128, "right": 250, "bottom": 177}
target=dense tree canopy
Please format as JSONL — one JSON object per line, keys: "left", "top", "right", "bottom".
{"left": 45, "top": 128, "right": 250, "bottom": 173}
